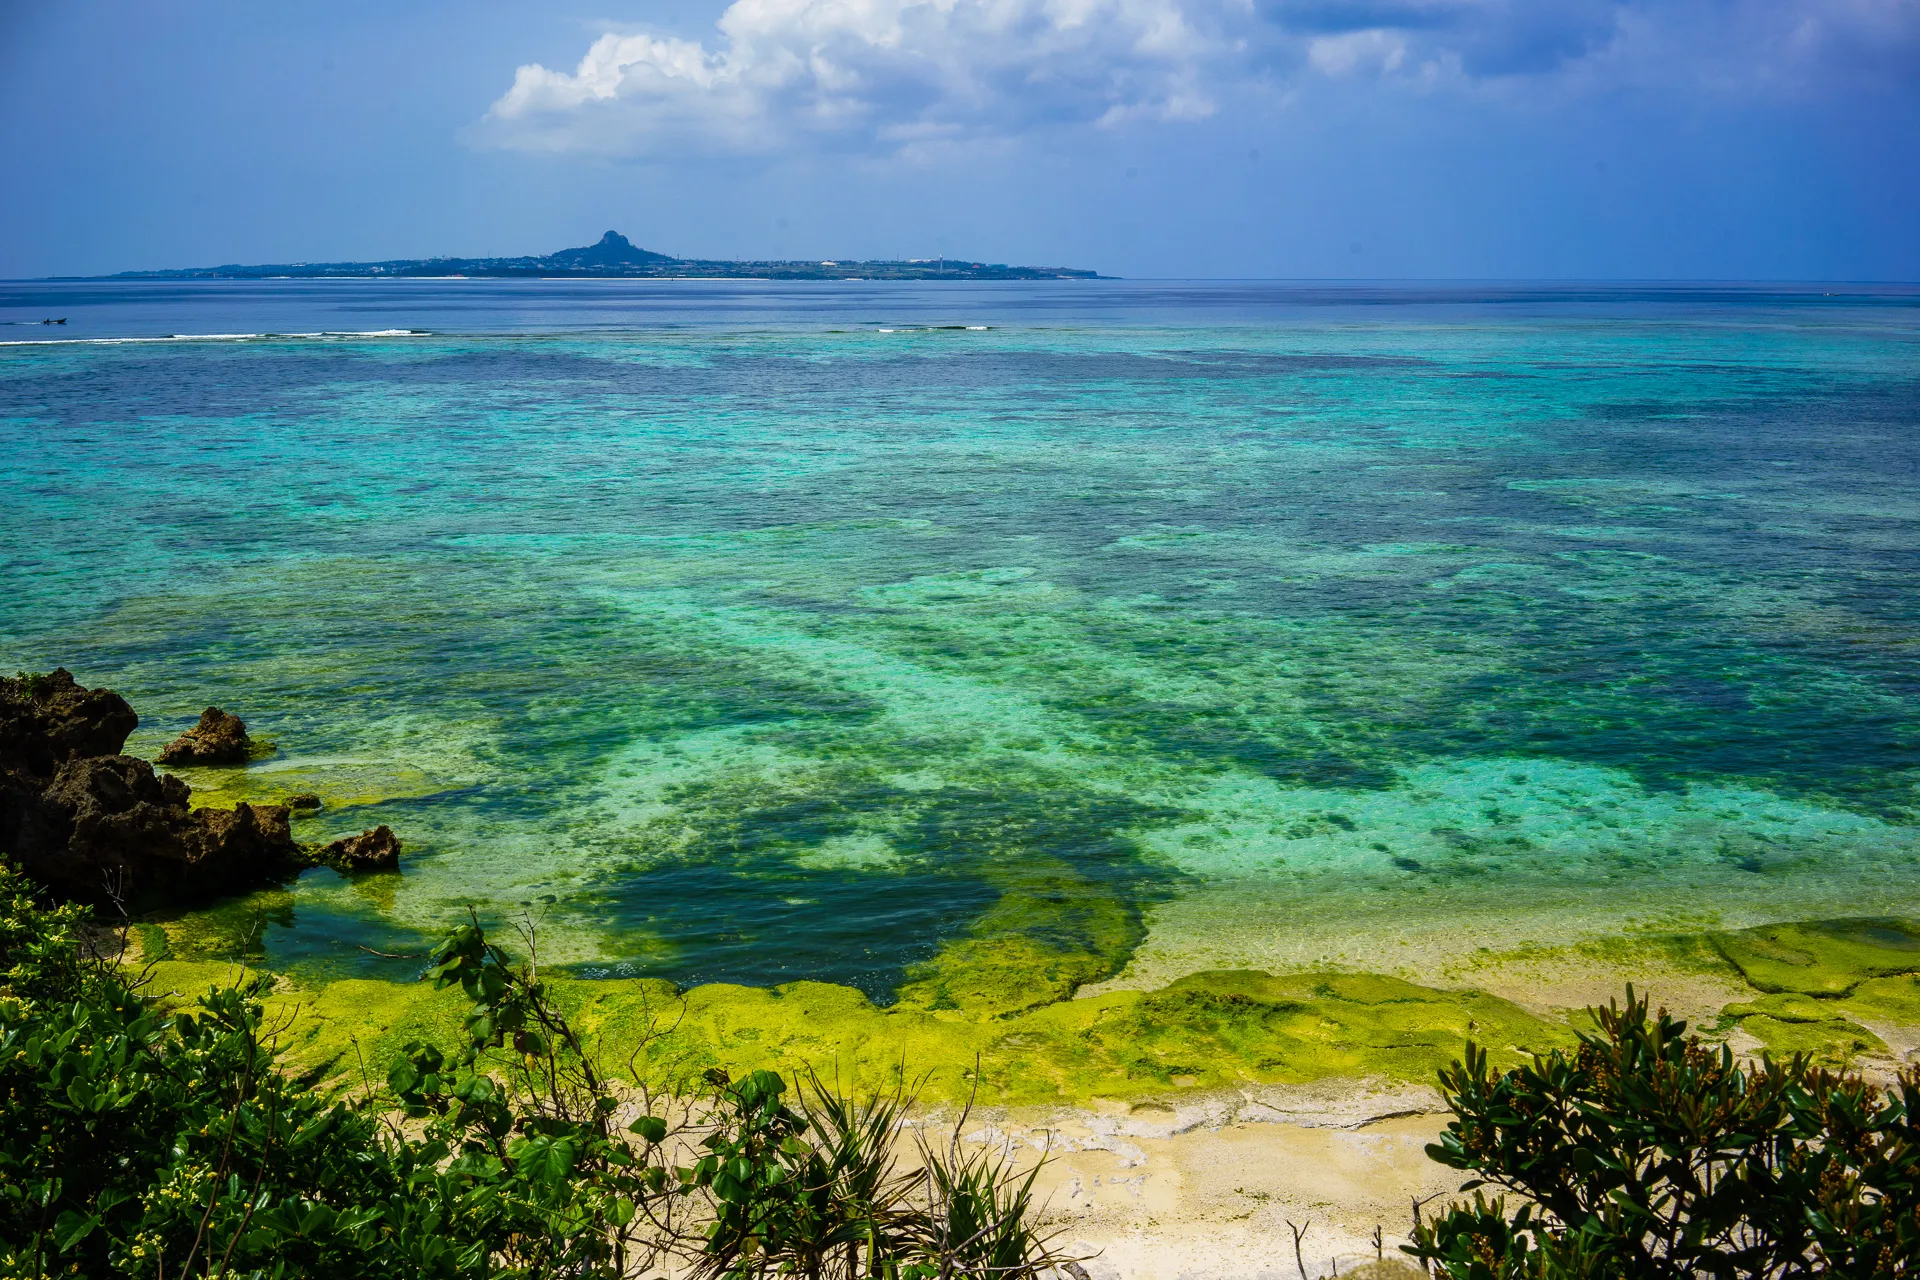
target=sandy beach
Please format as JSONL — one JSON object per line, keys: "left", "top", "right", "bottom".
{"left": 963, "top": 1087, "right": 1450, "bottom": 1279}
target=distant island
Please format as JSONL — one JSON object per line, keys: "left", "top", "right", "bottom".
{"left": 101, "top": 231, "right": 1103, "bottom": 282}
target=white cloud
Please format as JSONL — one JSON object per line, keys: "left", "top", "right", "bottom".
{"left": 477, "top": 0, "right": 1920, "bottom": 155}
{"left": 481, "top": 0, "right": 1230, "bottom": 155}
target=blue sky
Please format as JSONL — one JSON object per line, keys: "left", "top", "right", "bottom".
{"left": 3, "top": 0, "right": 1916, "bottom": 278}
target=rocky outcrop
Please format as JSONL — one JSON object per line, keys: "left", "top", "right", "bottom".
{"left": 1, "top": 670, "right": 300, "bottom": 906}
{"left": 317, "top": 825, "right": 401, "bottom": 873}
{"left": 0, "top": 668, "right": 138, "bottom": 776}
{"left": 157, "top": 706, "right": 255, "bottom": 766}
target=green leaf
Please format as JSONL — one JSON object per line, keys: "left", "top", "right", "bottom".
{"left": 52, "top": 1209, "right": 97, "bottom": 1251}
{"left": 388, "top": 1059, "right": 421, "bottom": 1096}
{"left": 510, "top": 1134, "right": 579, "bottom": 1185}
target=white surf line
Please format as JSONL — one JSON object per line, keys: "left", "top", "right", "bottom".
{"left": 0, "top": 329, "right": 431, "bottom": 346}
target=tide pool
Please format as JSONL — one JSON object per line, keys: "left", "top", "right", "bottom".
{"left": 3, "top": 280, "right": 1917, "bottom": 1012}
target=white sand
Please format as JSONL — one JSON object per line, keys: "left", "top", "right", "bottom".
{"left": 923, "top": 1084, "right": 1460, "bottom": 1280}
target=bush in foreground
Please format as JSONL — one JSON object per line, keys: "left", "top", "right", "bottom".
{"left": 23, "top": 849, "right": 1919, "bottom": 1280}
{"left": 0, "top": 865, "right": 1066, "bottom": 1278}
{"left": 1410, "top": 989, "right": 1920, "bottom": 1278}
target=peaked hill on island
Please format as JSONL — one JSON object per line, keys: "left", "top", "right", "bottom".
{"left": 102, "top": 231, "right": 1103, "bottom": 282}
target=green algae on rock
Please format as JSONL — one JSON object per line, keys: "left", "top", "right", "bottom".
{"left": 1710, "top": 918, "right": 1920, "bottom": 996}
{"left": 1843, "top": 974, "right": 1920, "bottom": 1028}
{"left": 1719, "top": 990, "right": 1890, "bottom": 1065}
{"left": 123, "top": 904, "right": 1920, "bottom": 1111}
{"left": 150, "top": 947, "right": 1561, "bottom": 1107}
{"left": 1077, "top": 971, "right": 1571, "bottom": 1087}
{"left": 1448, "top": 918, "right": 1920, "bottom": 1070}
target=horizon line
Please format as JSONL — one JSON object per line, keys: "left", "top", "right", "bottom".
{"left": 10, "top": 275, "right": 1920, "bottom": 287}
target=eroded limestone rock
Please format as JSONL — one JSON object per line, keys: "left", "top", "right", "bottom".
{"left": 1, "top": 671, "right": 299, "bottom": 905}
{"left": 157, "top": 706, "right": 255, "bottom": 766}
{"left": 317, "top": 824, "right": 402, "bottom": 873}
{"left": 0, "top": 668, "right": 138, "bottom": 774}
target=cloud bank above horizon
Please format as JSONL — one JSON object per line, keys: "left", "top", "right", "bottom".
{"left": 479, "top": 0, "right": 1920, "bottom": 156}
{"left": 3, "top": 0, "right": 1916, "bottom": 280}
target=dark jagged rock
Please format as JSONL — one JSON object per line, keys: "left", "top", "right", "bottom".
{"left": 0, "top": 669, "right": 138, "bottom": 775}
{"left": 285, "top": 793, "right": 321, "bottom": 811}
{"left": 45, "top": 752, "right": 294, "bottom": 900}
{"left": 1, "top": 672, "right": 301, "bottom": 906}
{"left": 157, "top": 706, "right": 255, "bottom": 766}
{"left": 316, "top": 825, "right": 402, "bottom": 874}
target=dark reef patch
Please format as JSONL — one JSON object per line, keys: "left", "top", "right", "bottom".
{"left": 574, "top": 771, "right": 1185, "bottom": 1004}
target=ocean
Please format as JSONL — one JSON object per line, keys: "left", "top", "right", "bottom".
{"left": 3, "top": 278, "right": 1918, "bottom": 1001}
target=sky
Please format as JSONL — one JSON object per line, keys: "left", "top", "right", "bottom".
{"left": 2, "top": 0, "right": 1917, "bottom": 279}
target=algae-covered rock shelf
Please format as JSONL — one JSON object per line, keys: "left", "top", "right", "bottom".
{"left": 130, "top": 911, "right": 1920, "bottom": 1108}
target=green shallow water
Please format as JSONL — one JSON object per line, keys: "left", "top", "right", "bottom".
{"left": 4, "top": 283, "right": 1919, "bottom": 1005}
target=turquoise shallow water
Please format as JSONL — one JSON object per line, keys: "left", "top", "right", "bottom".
{"left": 3, "top": 281, "right": 1919, "bottom": 997}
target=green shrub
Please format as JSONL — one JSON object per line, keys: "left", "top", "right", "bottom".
{"left": 0, "top": 866, "right": 544, "bottom": 1279}
{"left": 682, "top": 1065, "right": 1059, "bottom": 1279}
{"left": 1410, "top": 988, "right": 1920, "bottom": 1278}
{"left": 0, "top": 865, "right": 1066, "bottom": 1279}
